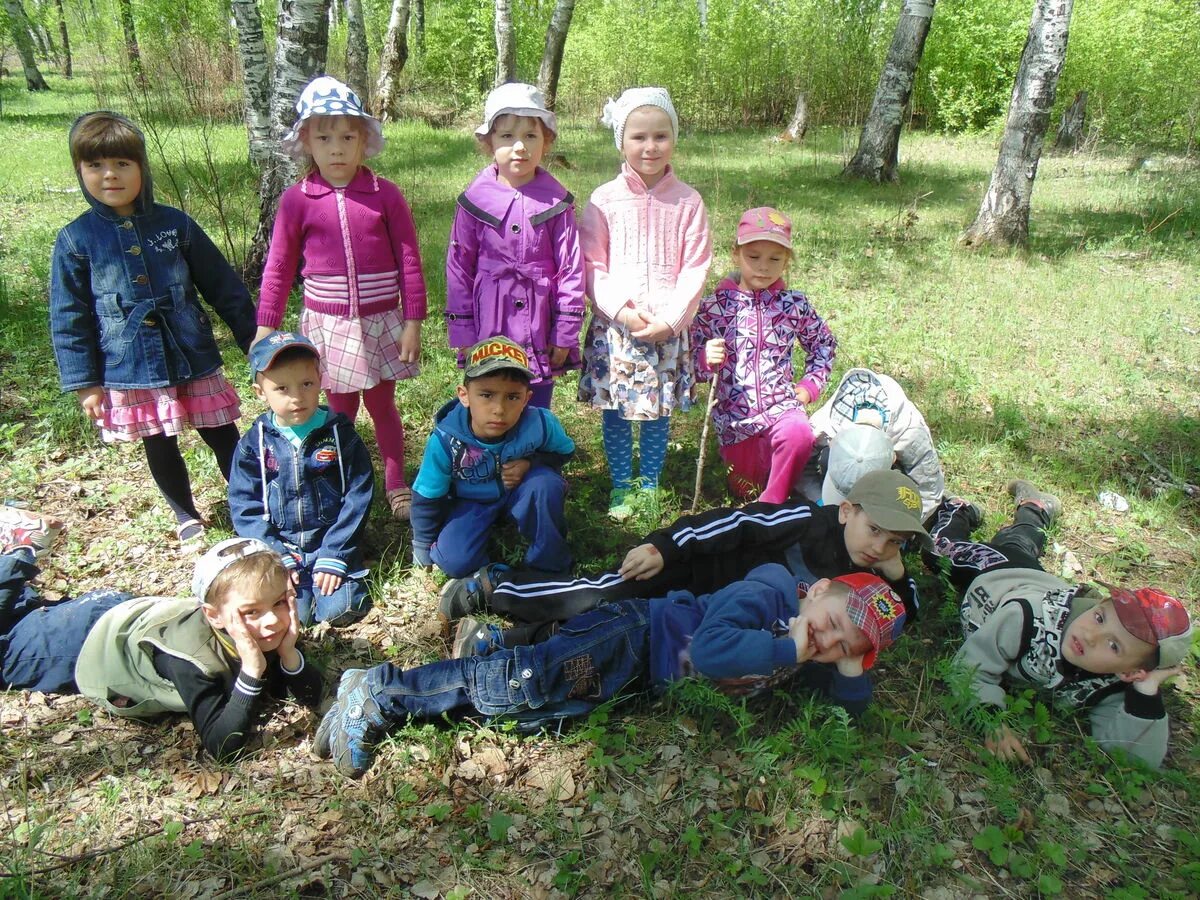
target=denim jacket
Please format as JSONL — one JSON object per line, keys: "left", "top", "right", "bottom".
{"left": 49, "top": 167, "right": 255, "bottom": 391}
{"left": 228, "top": 410, "right": 375, "bottom": 577}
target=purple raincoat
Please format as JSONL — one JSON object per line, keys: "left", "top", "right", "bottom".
{"left": 445, "top": 165, "right": 585, "bottom": 382}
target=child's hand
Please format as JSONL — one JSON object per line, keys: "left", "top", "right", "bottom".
{"left": 631, "top": 314, "right": 674, "bottom": 343}
{"left": 835, "top": 654, "right": 866, "bottom": 677}
{"left": 870, "top": 554, "right": 905, "bottom": 582}
{"left": 227, "top": 610, "right": 268, "bottom": 679}
{"left": 277, "top": 593, "right": 302, "bottom": 670}
{"left": 253, "top": 325, "right": 275, "bottom": 347}
{"left": 788, "top": 615, "right": 811, "bottom": 663}
{"left": 501, "top": 458, "right": 531, "bottom": 490}
{"left": 1132, "top": 664, "right": 1184, "bottom": 695}
{"left": 76, "top": 387, "right": 105, "bottom": 421}
{"left": 985, "top": 725, "right": 1032, "bottom": 764}
{"left": 704, "top": 338, "right": 727, "bottom": 368}
{"left": 313, "top": 571, "right": 344, "bottom": 596}
{"left": 398, "top": 320, "right": 422, "bottom": 364}
{"left": 549, "top": 346, "right": 571, "bottom": 368}
{"left": 794, "top": 384, "right": 812, "bottom": 404}
{"left": 617, "top": 306, "right": 650, "bottom": 332}
{"left": 619, "top": 543, "right": 664, "bottom": 581}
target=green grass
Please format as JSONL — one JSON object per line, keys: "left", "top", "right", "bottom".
{"left": 2, "top": 71, "right": 1200, "bottom": 897}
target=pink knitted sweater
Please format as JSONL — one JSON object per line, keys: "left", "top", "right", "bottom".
{"left": 257, "top": 167, "right": 427, "bottom": 327}
{"left": 579, "top": 163, "right": 712, "bottom": 334}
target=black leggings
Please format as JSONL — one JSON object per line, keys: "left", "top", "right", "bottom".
{"left": 929, "top": 499, "right": 1051, "bottom": 592}
{"left": 141, "top": 424, "right": 239, "bottom": 523}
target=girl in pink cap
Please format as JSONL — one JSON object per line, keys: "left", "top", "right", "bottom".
{"left": 578, "top": 87, "right": 712, "bottom": 520}
{"left": 691, "top": 207, "right": 837, "bottom": 504}
{"left": 255, "top": 76, "right": 427, "bottom": 521}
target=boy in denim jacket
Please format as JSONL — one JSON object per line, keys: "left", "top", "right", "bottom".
{"left": 229, "top": 333, "right": 375, "bottom": 626}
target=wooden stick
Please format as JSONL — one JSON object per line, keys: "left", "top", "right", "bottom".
{"left": 690, "top": 380, "right": 720, "bottom": 514}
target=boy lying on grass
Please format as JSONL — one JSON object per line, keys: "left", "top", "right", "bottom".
{"left": 0, "top": 509, "right": 323, "bottom": 761}
{"left": 315, "top": 562, "right": 906, "bottom": 778}
{"left": 931, "top": 481, "right": 1192, "bottom": 768}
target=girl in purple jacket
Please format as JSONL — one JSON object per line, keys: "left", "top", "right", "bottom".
{"left": 445, "top": 83, "right": 585, "bottom": 409}
{"left": 256, "top": 77, "right": 428, "bottom": 521}
{"left": 691, "top": 208, "right": 837, "bottom": 505}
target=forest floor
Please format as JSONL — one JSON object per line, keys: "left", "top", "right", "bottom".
{"left": 2, "top": 75, "right": 1199, "bottom": 898}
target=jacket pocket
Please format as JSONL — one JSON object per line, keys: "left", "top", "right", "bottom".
{"left": 95, "top": 293, "right": 128, "bottom": 365}
{"left": 314, "top": 477, "right": 341, "bottom": 525}
{"left": 168, "top": 284, "right": 215, "bottom": 347}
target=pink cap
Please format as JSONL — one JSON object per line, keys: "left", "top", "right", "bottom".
{"left": 737, "top": 207, "right": 792, "bottom": 250}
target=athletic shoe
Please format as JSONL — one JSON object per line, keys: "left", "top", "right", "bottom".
{"left": 313, "top": 669, "right": 387, "bottom": 779}
{"left": 607, "top": 488, "right": 634, "bottom": 522}
{"left": 0, "top": 505, "right": 63, "bottom": 560}
{"left": 437, "top": 566, "right": 497, "bottom": 633}
{"left": 1007, "top": 480, "right": 1062, "bottom": 524}
{"left": 451, "top": 617, "right": 504, "bottom": 659}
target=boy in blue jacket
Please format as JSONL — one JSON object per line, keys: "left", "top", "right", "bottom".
{"left": 316, "top": 563, "right": 906, "bottom": 778}
{"left": 229, "top": 332, "right": 375, "bottom": 626}
{"left": 411, "top": 337, "right": 575, "bottom": 577}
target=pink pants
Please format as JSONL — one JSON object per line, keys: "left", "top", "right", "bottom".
{"left": 327, "top": 380, "right": 406, "bottom": 491}
{"left": 718, "top": 408, "right": 814, "bottom": 505}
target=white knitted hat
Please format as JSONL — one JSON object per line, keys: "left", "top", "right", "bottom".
{"left": 281, "top": 76, "right": 384, "bottom": 161}
{"left": 475, "top": 82, "right": 557, "bottom": 138}
{"left": 601, "top": 87, "right": 678, "bottom": 149}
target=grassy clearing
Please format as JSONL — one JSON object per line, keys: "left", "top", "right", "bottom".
{"left": 2, "top": 73, "right": 1199, "bottom": 897}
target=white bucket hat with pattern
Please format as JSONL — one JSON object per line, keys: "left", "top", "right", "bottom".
{"left": 282, "top": 76, "right": 385, "bottom": 161}
{"left": 601, "top": 87, "right": 678, "bottom": 149}
{"left": 475, "top": 82, "right": 557, "bottom": 138}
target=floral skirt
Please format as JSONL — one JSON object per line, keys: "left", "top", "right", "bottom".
{"left": 100, "top": 370, "right": 240, "bottom": 442}
{"left": 301, "top": 307, "right": 419, "bottom": 394}
{"left": 577, "top": 317, "right": 695, "bottom": 420}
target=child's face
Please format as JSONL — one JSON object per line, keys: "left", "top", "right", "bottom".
{"left": 795, "top": 579, "right": 872, "bottom": 663}
{"left": 457, "top": 373, "right": 531, "bottom": 440}
{"left": 1062, "top": 599, "right": 1156, "bottom": 675}
{"left": 487, "top": 114, "right": 548, "bottom": 188}
{"left": 621, "top": 106, "right": 675, "bottom": 188}
{"left": 79, "top": 156, "right": 142, "bottom": 216}
{"left": 734, "top": 240, "right": 790, "bottom": 292}
{"left": 254, "top": 357, "right": 322, "bottom": 427}
{"left": 204, "top": 571, "right": 294, "bottom": 654}
{"left": 305, "top": 116, "right": 365, "bottom": 186}
{"left": 838, "top": 503, "right": 908, "bottom": 569}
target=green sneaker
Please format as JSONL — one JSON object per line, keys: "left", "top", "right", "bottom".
{"left": 608, "top": 488, "right": 635, "bottom": 521}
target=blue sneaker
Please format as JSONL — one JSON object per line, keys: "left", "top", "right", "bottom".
{"left": 437, "top": 564, "right": 505, "bottom": 634}
{"left": 314, "top": 669, "right": 387, "bottom": 779}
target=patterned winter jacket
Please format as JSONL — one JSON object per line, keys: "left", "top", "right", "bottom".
{"left": 691, "top": 276, "right": 836, "bottom": 447}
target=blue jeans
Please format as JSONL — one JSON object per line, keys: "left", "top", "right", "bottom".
{"left": 369, "top": 600, "right": 651, "bottom": 722}
{"left": 0, "top": 552, "right": 131, "bottom": 692}
{"left": 431, "top": 465, "right": 571, "bottom": 578}
{"left": 293, "top": 552, "right": 371, "bottom": 627}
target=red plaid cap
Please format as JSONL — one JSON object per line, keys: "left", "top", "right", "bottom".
{"left": 835, "top": 573, "right": 907, "bottom": 670}
{"left": 1108, "top": 586, "right": 1192, "bottom": 668}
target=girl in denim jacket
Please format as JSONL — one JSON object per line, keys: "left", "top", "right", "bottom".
{"left": 49, "top": 112, "right": 256, "bottom": 548}
{"left": 256, "top": 77, "right": 428, "bottom": 521}
{"left": 691, "top": 208, "right": 836, "bottom": 505}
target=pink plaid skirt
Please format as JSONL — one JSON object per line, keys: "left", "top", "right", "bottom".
{"left": 100, "top": 370, "right": 241, "bottom": 442}
{"left": 300, "top": 307, "right": 419, "bottom": 394}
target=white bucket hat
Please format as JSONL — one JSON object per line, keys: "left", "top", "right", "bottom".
{"left": 475, "top": 82, "right": 557, "bottom": 138}
{"left": 281, "top": 76, "right": 385, "bottom": 161}
{"left": 822, "top": 424, "right": 896, "bottom": 506}
{"left": 601, "top": 87, "right": 678, "bottom": 149}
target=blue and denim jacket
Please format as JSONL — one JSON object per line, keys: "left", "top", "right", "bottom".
{"left": 49, "top": 160, "right": 255, "bottom": 391}
{"left": 410, "top": 399, "right": 574, "bottom": 554}
{"left": 228, "top": 410, "right": 375, "bottom": 579}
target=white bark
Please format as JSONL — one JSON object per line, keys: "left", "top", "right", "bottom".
{"left": 4, "top": 0, "right": 50, "bottom": 89}
{"left": 493, "top": 0, "right": 515, "bottom": 88}
{"left": 843, "top": 0, "right": 936, "bottom": 183}
{"left": 374, "top": 0, "right": 412, "bottom": 121}
{"left": 962, "top": 0, "right": 1074, "bottom": 248}
{"left": 344, "top": 0, "right": 369, "bottom": 102}
{"left": 536, "top": 0, "right": 576, "bottom": 111}
{"left": 784, "top": 92, "right": 808, "bottom": 142}
{"left": 232, "top": 0, "right": 274, "bottom": 165}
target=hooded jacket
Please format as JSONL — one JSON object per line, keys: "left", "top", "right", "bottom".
{"left": 50, "top": 113, "right": 255, "bottom": 391}
{"left": 228, "top": 409, "right": 375, "bottom": 578}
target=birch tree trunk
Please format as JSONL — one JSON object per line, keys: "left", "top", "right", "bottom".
{"left": 961, "top": 0, "right": 1074, "bottom": 249}
{"left": 54, "top": 0, "right": 70, "bottom": 76}
{"left": 413, "top": 0, "right": 423, "bottom": 52}
{"left": 536, "top": 0, "right": 576, "bottom": 112}
{"left": 843, "top": 0, "right": 936, "bottom": 183}
{"left": 232, "top": 0, "right": 274, "bottom": 165}
{"left": 246, "top": 0, "right": 331, "bottom": 282}
{"left": 3, "top": 0, "right": 49, "bottom": 89}
{"left": 116, "top": 0, "right": 145, "bottom": 86}
{"left": 1055, "top": 89, "right": 1087, "bottom": 151}
{"left": 374, "top": 0, "right": 412, "bottom": 122}
{"left": 782, "top": 92, "right": 807, "bottom": 142}
{"left": 344, "top": 0, "right": 369, "bottom": 101}
{"left": 493, "top": 0, "right": 515, "bottom": 88}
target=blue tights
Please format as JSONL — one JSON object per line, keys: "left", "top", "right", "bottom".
{"left": 601, "top": 410, "right": 670, "bottom": 491}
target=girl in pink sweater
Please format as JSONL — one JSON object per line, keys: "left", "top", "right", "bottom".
{"left": 256, "top": 77, "right": 427, "bottom": 520}
{"left": 578, "top": 87, "right": 712, "bottom": 520}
